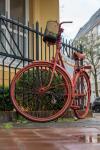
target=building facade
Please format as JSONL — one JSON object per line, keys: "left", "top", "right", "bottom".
{"left": 74, "top": 9, "right": 100, "bottom": 102}
{"left": 0, "top": 0, "right": 59, "bottom": 28}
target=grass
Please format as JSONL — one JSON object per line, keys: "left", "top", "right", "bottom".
{"left": 2, "top": 122, "right": 13, "bottom": 129}
{"left": 57, "top": 118, "right": 76, "bottom": 122}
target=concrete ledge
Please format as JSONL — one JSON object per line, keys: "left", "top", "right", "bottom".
{"left": 0, "top": 110, "right": 93, "bottom": 122}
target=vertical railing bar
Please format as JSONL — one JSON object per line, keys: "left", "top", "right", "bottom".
{"left": 32, "top": 24, "right": 35, "bottom": 86}
{"left": 28, "top": 22, "right": 30, "bottom": 63}
{"left": 22, "top": 24, "right": 25, "bottom": 106}
{"left": 49, "top": 45, "right": 50, "bottom": 61}
{"left": 76, "top": 45, "right": 79, "bottom": 53}
{"left": 71, "top": 42, "right": 74, "bottom": 58}
{"left": 53, "top": 45, "right": 54, "bottom": 58}
{"left": 32, "top": 24, "right": 34, "bottom": 60}
{"left": 27, "top": 22, "right": 30, "bottom": 106}
{"left": 69, "top": 40, "right": 71, "bottom": 58}
{"left": 23, "top": 26, "right": 25, "bottom": 66}
{"left": 14, "top": 60, "right": 22, "bottom": 115}
{"left": 2, "top": 57, "right": 6, "bottom": 88}
{"left": 11, "top": 18, "right": 15, "bottom": 56}
{"left": 0, "top": 17, "right": 6, "bottom": 111}
{"left": 65, "top": 40, "right": 69, "bottom": 57}
{"left": 41, "top": 27, "right": 42, "bottom": 60}
{"left": 17, "top": 18, "right": 20, "bottom": 56}
{"left": 62, "top": 38, "right": 64, "bottom": 54}
{"left": 80, "top": 44, "right": 83, "bottom": 66}
{"left": 45, "top": 42, "right": 46, "bottom": 61}
{"left": 0, "top": 16, "right": 1, "bottom": 49}
{"left": 2, "top": 57, "right": 7, "bottom": 111}
{"left": 80, "top": 44, "right": 84, "bottom": 106}
{"left": 68, "top": 40, "right": 70, "bottom": 58}
{"left": 9, "top": 59, "right": 15, "bottom": 89}
{"left": 36, "top": 22, "right": 39, "bottom": 60}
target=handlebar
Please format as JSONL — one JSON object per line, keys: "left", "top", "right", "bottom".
{"left": 59, "top": 21, "right": 73, "bottom": 27}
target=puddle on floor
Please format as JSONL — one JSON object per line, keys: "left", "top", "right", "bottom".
{"left": 84, "top": 134, "right": 100, "bottom": 143}
{"left": 63, "top": 134, "right": 100, "bottom": 144}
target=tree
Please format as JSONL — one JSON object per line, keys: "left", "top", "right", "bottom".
{"left": 75, "top": 34, "right": 100, "bottom": 97}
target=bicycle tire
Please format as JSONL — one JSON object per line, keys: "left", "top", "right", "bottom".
{"left": 73, "top": 70, "right": 91, "bottom": 119}
{"left": 10, "top": 61, "right": 72, "bottom": 122}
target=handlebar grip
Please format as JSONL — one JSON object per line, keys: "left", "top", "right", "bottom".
{"left": 60, "top": 21, "right": 72, "bottom": 25}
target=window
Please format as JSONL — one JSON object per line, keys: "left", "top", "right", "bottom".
{"left": 0, "top": 0, "right": 5, "bottom": 15}
{"left": 10, "top": 0, "right": 25, "bottom": 24}
{"left": 0, "top": 0, "right": 29, "bottom": 62}
{"left": 97, "top": 25, "right": 100, "bottom": 36}
{"left": 0, "top": 0, "right": 6, "bottom": 57}
{"left": 0, "top": 0, "right": 28, "bottom": 24}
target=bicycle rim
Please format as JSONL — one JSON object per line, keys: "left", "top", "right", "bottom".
{"left": 73, "top": 71, "right": 91, "bottom": 119}
{"left": 10, "top": 61, "right": 72, "bottom": 122}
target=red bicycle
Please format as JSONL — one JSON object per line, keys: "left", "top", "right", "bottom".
{"left": 10, "top": 21, "right": 91, "bottom": 122}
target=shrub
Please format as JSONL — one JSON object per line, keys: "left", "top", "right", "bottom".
{"left": 0, "top": 86, "right": 14, "bottom": 111}
{"left": 15, "top": 68, "right": 66, "bottom": 111}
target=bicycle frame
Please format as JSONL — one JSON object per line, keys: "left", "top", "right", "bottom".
{"left": 45, "top": 21, "right": 91, "bottom": 98}
{"left": 45, "top": 22, "right": 75, "bottom": 89}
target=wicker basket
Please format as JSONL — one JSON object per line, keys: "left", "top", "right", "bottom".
{"left": 43, "top": 21, "right": 59, "bottom": 44}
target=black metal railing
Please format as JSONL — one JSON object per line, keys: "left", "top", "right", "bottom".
{"left": 0, "top": 15, "right": 83, "bottom": 111}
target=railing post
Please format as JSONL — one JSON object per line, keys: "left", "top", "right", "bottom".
{"left": 0, "top": 14, "right": 1, "bottom": 48}
{"left": 80, "top": 44, "right": 84, "bottom": 105}
{"left": 80, "top": 44, "right": 83, "bottom": 66}
{"left": 36, "top": 22, "right": 39, "bottom": 60}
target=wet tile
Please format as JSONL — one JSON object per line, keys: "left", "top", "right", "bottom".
{"left": 0, "top": 128, "right": 100, "bottom": 150}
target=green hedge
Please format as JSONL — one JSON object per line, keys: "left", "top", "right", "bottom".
{"left": 15, "top": 69, "right": 65, "bottom": 111}
{"left": 0, "top": 87, "right": 14, "bottom": 111}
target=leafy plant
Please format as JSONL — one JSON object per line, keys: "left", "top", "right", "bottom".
{"left": 15, "top": 68, "right": 66, "bottom": 112}
{"left": 0, "top": 86, "right": 14, "bottom": 111}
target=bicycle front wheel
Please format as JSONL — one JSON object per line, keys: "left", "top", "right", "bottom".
{"left": 73, "top": 70, "right": 91, "bottom": 119}
{"left": 10, "top": 61, "right": 72, "bottom": 122}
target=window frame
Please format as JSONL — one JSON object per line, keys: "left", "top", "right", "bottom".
{"left": 0, "top": 0, "right": 29, "bottom": 65}
{"left": 97, "top": 24, "right": 100, "bottom": 36}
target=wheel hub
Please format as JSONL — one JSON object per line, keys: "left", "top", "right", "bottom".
{"left": 38, "top": 87, "right": 46, "bottom": 95}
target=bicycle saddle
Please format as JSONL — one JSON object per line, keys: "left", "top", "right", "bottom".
{"left": 73, "top": 52, "right": 85, "bottom": 60}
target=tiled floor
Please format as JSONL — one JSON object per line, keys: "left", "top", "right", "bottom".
{"left": 0, "top": 127, "right": 100, "bottom": 150}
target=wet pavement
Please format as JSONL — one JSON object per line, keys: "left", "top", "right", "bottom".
{"left": 0, "top": 114, "right": 100, "bottom": 150}
{"left": 0, "top": 127, "right": 100, "bottom": 150}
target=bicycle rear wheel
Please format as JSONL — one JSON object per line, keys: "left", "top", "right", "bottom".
{"left": 10, "top": 61, "right": 72, "bottom": 122}
{"left": 73, "top": 71, "right": 91, "bottom": 119}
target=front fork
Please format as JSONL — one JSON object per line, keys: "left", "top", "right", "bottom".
{"left": 45, "top": 47, "right": 64, "bottom": 89}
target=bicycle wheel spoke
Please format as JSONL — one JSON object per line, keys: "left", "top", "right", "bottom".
{"left": 49, "top": 83, "right": 65, "bottom": 89}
